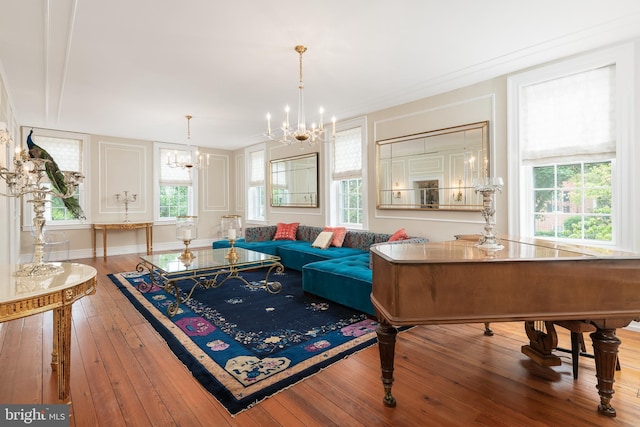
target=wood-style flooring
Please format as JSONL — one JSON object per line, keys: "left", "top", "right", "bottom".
{"left": 1, "top": 253, "right": 639, "bottom": 426}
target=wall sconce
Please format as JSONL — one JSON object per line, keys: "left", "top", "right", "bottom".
{"left": 452, "top": 179, "right": 463, "bottom": 202}
{"left": 392, "top": 182, "right": 402, "bottom": 199}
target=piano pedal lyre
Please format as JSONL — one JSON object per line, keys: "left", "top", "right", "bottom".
{"left": 521, "top": 320, "right": 562, "bottom": 367}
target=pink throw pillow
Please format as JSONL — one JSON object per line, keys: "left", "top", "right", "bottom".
{"left": 322, "top": 226, "right": 347, "bottom": 247}
{"left": 273, "top": 222, "right": 299, "bottom": 240}
{"left": 388, "top": 228, "right": 410, "bottom": 242}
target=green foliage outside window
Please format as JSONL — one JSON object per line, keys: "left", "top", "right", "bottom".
{"left": 533, "top": 161, "right": 612, "bottom": 241}
{"left": 159, "top": 185, "right": 189, "bottom": 218}
{"left": 340, "top": 179, "right": 362, "bottom": 225}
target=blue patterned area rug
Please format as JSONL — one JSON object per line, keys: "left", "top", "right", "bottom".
{"left": 108, "top": 267, "right": 377, "bottom": 415}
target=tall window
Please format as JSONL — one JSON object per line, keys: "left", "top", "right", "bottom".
{"left": 329, "top": 119, "right": 366, "bottom": 228}
{"left": 27, "top": 129, "right": 89, "bottom": 226}
{"left": 247, "top": 148, "right": 265, "bottom": 221}
{"left": 157, "top": 145, "right": 196, "bottom": 220}
{"left": 508, "top": 44, "right": 634, "bottom": 248}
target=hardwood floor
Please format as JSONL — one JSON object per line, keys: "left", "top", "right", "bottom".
{"left": 1, "top": 252, "right": 639, "bottom": 426}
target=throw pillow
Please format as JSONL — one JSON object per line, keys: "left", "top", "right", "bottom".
{"left": 311, "top": 231, "right": 334, "bottom": 249}
{"left": 322, "top": 226, "right": 347, "bottom": 247}
{"left": 273, "top": 222, "right": 299, "bottom": 240}
{"left": 388, "top": 228, "right": 410, "bottom": 242}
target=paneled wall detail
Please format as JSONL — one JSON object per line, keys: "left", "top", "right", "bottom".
{"left": 202, "top": 154, "right": 229, "bottom": 212}
{"left": 98, "top": 142, "right": 147, "bottom": 218}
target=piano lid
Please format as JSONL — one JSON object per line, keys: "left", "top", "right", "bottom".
{"left": 370, "top": 237, "right": 640, "bottom": 264}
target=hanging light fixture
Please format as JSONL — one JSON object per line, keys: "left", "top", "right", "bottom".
{"left": 167, "top": 115, "right": 210, "bottom": 169}
{"left": 266, "top": 45, "right": 336, "bottom": 147}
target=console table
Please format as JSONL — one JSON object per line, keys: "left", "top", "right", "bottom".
{"left": 93, "top": 222, "right": 153, "bottom": 259}
{"left": 0, "top": 263, "right": 97, "bottom": 401}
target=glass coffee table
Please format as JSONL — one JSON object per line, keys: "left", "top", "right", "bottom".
{"left": 136, "top": 247, "right": 284, "bottom": 317}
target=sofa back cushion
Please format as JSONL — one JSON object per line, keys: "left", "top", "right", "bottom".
{"left": 245, "top": 225, "right": 277, "bottom": 242}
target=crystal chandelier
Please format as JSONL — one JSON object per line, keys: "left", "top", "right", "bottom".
{"left": 266, "top": 45, "right": 335, "bottom": 147}
{"left": 166, "top": 115, "right": 209, "bottom": 169}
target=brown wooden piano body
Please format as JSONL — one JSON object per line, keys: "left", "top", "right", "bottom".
{"left": 370, "top": 237, "right": 640, "bottom": 417}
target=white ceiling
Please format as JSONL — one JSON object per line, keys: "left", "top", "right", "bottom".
{"left": 1, "top": 1, "right": 640, "bottom": 150}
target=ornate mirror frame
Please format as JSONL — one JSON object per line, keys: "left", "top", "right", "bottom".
{"left": 269, "top": 152, "right": 319, "bottom": 208}
{"left": 376, "top": 121, "right": 489, "bottom": 211}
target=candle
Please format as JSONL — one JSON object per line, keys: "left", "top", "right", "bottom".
{"left": 319, "top": 107, "right": 324, "bottom": 129}
{"left": 228, "top": 228, "right": 236, "bottom": 240}
{"left": 183, "top": 229, "right": 192, "bottom": 240}
{"left": 331, "top": 116, "right": 336, "bottom": 138}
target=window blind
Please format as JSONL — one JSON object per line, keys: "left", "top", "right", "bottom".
{"left": 249, "top": 150, "right": 265, "bottom": 185}
{"left": 332, "top": 127, "right": 362, "bottom": 180}
{"left": 520, "top": 64, "right": 616, "bottom": 164}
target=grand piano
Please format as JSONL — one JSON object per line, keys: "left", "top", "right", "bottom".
{"left": 370, "top": 237, "right": 640, "bottom": 417}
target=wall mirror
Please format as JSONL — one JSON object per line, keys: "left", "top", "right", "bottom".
{"left": 377, "top": 121, "right": 489, "bottom": 211}
{"left": 270, "top": 152, "right": 319, "bottom": 208}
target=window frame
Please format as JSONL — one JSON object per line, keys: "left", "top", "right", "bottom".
{"left": 245, "top": 144, "right": 266, "bottom": 224}
{"left": 326, "top": 117, "right": 368, "bottom": 229}
{"left": 507, "top": 43, "right": 635, "bottom": 250}
{"left": 21, "top": 127, "right": 91, "bottom": 230}
{"left": 154, "top": 142, "right": 198, "bottom": 223}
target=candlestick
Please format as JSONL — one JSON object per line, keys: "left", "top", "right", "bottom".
{"left": 115, "top": 190, "right": 137, "bottom": 222}
{"left": 473, "top": 177, "right": 504, "bottom": 250}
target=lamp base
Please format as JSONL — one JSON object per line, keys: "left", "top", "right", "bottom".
{"left": 13, "top": 262, "right": 64, "bottom": 277}
{"left": 178, "top": 239, "right": 196, "bottom": 261}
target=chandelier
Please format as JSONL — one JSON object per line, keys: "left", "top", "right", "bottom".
{"left": 266, "top": 45, "right": 335, "bottom": 146}
{"left": 166, "top": 115, "right": 209, "bottom": 169}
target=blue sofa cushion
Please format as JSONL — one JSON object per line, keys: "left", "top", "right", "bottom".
{"left": 302, "top": 254, "right": 374, "bottom": 315}
{"left": 278, "top": 242, "right": 365, "bottom": 271}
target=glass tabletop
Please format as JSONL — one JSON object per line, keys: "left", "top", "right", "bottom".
{"left": 139, "top": 247, "right": 280, "bottom": 274}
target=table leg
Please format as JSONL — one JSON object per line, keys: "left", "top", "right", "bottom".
{"left": 376, "top": 321, "right": 398, "bottom": 407}
{"left": 146, "top": 224, "right": 152, "bottom": 254}
{"left": 92, "top": 226, "right": 97, "bottom": 258}
{"left": 52, "top": 304, "right": 73, "bottom": 402}
{"left": 590, "top": 328, "right": 620, "bottom": 417}
{"left": 103, "top": 228, "right": 107, "bottom": 259}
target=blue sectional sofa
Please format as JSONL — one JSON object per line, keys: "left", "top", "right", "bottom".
{"left": 213, "top": 225, "right": 426, "bottom": 315}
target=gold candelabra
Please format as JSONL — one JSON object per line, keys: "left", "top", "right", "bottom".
{"left": 0, "top": 146, "right": 83, "bottom": 277}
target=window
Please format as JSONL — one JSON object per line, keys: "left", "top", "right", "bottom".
{"left": 156, "top": 144, "right": 197, "bottom": 220}
{"left": 508, "top": 44, "right": 634, "bottom": 248}
{"left": 328, "top": 118, "right": 367, "bottom": 228}
{"left": 25, "top": 129, "right": 90, "bottom": 226}
{"left": 247, "top": 147, "right": 265, "bottom": 221}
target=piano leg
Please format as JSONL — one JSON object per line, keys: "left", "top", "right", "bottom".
{"left": 376, "top": 321, "right": 398, "bottom": 407}
{"left": 590, "top": 328, "right": 620, "bottom": 417}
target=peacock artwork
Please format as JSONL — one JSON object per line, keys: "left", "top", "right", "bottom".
{"left": 26, "top": 129, "right": 85, "bottom": 220}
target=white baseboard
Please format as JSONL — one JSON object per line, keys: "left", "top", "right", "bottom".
{"left": 19, "top": 239, "right": 212, "bottom": 263}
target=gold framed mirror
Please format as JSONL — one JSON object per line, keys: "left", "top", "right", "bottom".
{"left": 270, "top": 152, "right": 319, "bottom": 208}
{"left": 376, "top": 121, "right": 489, "bottom": 211}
